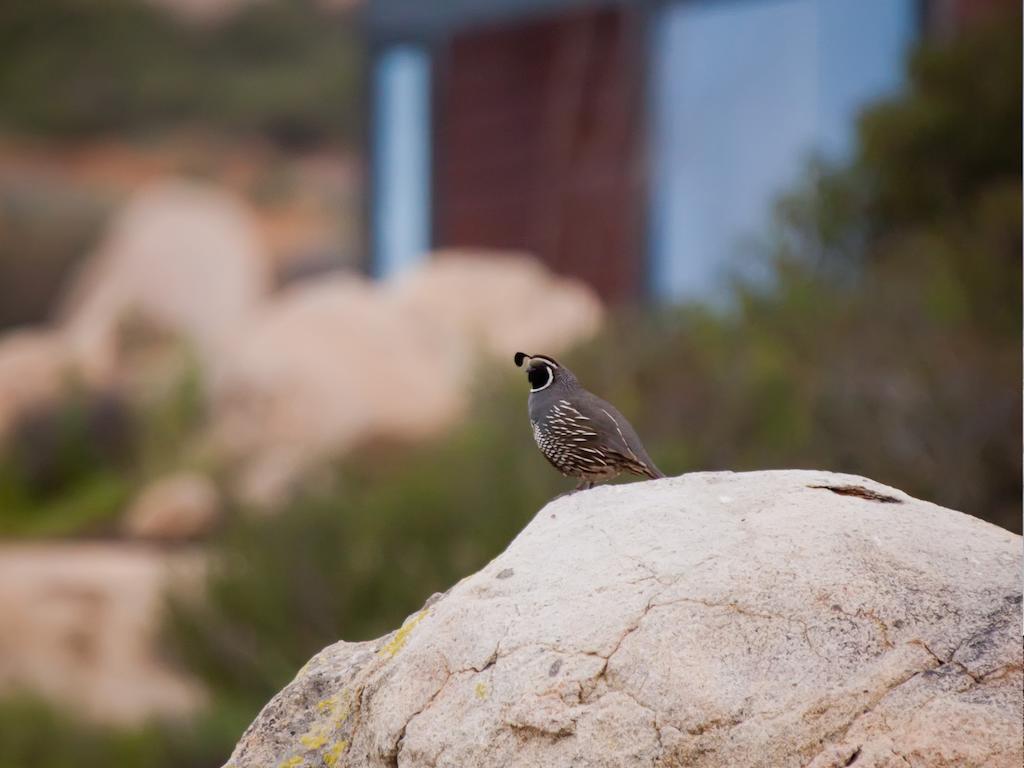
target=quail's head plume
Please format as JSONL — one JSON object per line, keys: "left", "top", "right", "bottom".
{"left": 514, "top": 352, "right": 665, "bottom": 491}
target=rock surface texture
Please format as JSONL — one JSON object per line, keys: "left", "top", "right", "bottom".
{"left": 225, "top": 471, "right": 1022, "bottom": 768}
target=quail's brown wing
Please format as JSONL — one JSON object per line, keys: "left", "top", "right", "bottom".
{"left": 568, "top": 392, "right": 664, "bottom": 479}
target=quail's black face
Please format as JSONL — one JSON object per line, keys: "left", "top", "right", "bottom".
{"left": 514, "top": 352, "right": 560, "bottom": 393}
{"left": 527, "top": 361, "right": 554, "bottom": 391}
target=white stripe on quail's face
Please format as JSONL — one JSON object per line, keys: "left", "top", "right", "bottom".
{"left": 529, "top": 364, "right": 555, "bottom": 392}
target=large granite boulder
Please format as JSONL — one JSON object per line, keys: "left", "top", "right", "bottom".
{"left": 122, "top": 471, "right": 222, "bottom": 541}
{"left": 385, "top": 250, "right": 603, "bottom": 361}
{"left": 208, "top": 274, "right": 462, "bottom": 506}
{"left": 0, "top": 543, "right": 206, "bottom": 724}
{"left": 60, "top": 178, "right": 271, "bottom": 382}
{"left": 225, "top": 470, "right": 1022, "bottom": 768}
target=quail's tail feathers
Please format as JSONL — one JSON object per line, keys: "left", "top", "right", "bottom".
{"left": 631, "top": 459, "right": 665, "bottom": 480}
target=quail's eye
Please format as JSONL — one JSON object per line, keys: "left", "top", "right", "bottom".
{"left": 528, "top": 364, "right": 553, "bottom": 391}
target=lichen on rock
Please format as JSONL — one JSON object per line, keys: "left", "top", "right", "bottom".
{"left": 224, "top": 470, "right": 1023, "bottom": 768}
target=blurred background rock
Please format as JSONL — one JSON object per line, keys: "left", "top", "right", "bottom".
{"left": 0, "top": 0, "right": 1018, "bottom": 766}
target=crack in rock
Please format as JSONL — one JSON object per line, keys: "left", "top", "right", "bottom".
{"left": 656, "top": 595, "right": 825, "bottom": 660}
{"left": 799, "top": 661, "right": 935, "bottom": 768}
{"left": 888, "top": 748, "right": 913, "bottom": 767}
{"left": 798, "top": 640, "right": 1024, "bottom": 768}
{"left": 830, "top": 604, "right": 895, "bottom": 650}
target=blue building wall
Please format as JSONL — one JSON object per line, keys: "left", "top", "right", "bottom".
{"left": 647, "top": 0, "right": 916, "bottom": 301}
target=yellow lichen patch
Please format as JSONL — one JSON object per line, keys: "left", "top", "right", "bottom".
{"left": 299, "top": 731, "right": 328, "bottom": 750}
{"left": 301, "top": 692, "right": 353, "bottom": 754}
{"left": 324, "top": 739, "right": 349, "bottom": 767}
{"left": 278, "top": 757, "right": 305, "bottom": 768}
{"left": 296, "top": 690, "right": 355, "bottom": 762}
{"left": 315, "top": 691, "right": 353, "bottom": 729}
{"left": 316, "top": 696, "right": 338, "bottom": 715}
{"left": 474, "top": 681, "right": 488, "bottom": 700}
{"left": 378, "top": 610, "right": 428, "bottom": 659}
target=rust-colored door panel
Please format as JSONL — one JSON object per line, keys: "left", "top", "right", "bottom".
{"left": 435, "top": 7, "right": 646, "bottom": 303}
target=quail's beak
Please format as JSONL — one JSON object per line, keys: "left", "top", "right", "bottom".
{"left": 514, "top": 352, "right": 530, "bottom": 368}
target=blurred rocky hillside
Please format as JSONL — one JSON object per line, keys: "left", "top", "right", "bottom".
{"left": 0, "top": 175, "right": 603, "bottom": 725}
{"left": 0, "top": 138, "right": 361, "bottom": 330}
{"left": 0, "top": 0, "right": 363, "bottom": 330}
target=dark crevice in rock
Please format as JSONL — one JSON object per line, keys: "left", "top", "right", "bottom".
{"left": 808, "top": 484, "right": 902, "bottom": 503}
{"left": 505, "top": 719, "right": 577, "bottom": 740}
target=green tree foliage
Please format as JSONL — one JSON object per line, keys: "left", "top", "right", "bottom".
{"left": 0, "top": 0, "right": 360, "bottom": 145}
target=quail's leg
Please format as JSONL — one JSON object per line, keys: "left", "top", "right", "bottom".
{"left": 553, "top": 478, "right": 594, "bottom": 501}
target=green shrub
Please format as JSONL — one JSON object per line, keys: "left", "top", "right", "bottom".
{"left": 0, "top": 348, "right": 206, "bottom": 538}
{"left": 0, "top": 0, "right": 360, "bottom": 145}
{"left": 0, "top": 695, "right": 243, "bottom": 768}
{"left": 164, "top": 370, "right": 565, "bottom": 708}
{"left": 0, "top": 389, "right": 135, "bottom": 537}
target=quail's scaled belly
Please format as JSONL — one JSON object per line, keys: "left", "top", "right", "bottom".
{"left": 532, "top": 420, "right": 570, "bottom": 469}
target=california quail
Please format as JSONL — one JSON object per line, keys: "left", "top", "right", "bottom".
{"left": 514, "top": 352, "right": 665, "bottom": 491}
